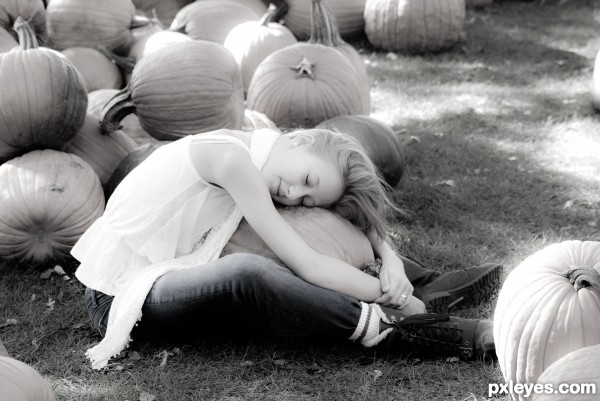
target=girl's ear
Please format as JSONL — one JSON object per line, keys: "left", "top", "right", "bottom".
{"left": 291, "top": 133, "right": 315, "bottom": 147}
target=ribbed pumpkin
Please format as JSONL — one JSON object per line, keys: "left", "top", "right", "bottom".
{"left": 284, "top": 0, "right": 367, "bottom": 39}
{"left": 222, "top": 206, "right": 374, "bottom": 268}
{"left": 493, "top": 240, "right": 600, "bottom": 400}
{"left": 0, "top": 0, "right": 48, "bottom": 45}
{"left": 0, "top": 17, "right": 87, "bottom": 164}
{"left": 308, "top": 0, "right": 370, "bottom": 114}
{"left": 0, "top": 150, "right": 105, "bottom": 263}
{"left": 170, "top": 1, "right": 259, "bottom": 44}
{"left": 242, "top": 109, "right": 278, "bottom": 132}
{"left": 0, "top": 356, "right": 56, "bottom": 401}
{"left": 364, "top": 0, "right": 466, "bottom": 53}
{"left": 46, "top": 0, "right": 142, "bottom": 53}
{"left": 88, "top": 89, "right": 156, "bottom": 146}
{"left": 317, "top": 115, "right": 405, "bottom": 186}
{"left": 224, "top": 3, "right": 298, "bottom": 94}
{"left": 531, "top": 344, "right": 600, "bottom": 401}
{"left": 100, "top": 41, "right": 245, "bottom": 141}
{"left": 246, "top": 43, "right": 364, "bottom": 128}
{"left": 132, "top": 0, "right": 194, "bottom": 26}
{"left": 592, "top": 49, "right": 600, "bottom": 111}
{"left": 0, "top": 27, "right": 18, "bottom": 53}
{"left": 61, "top": 47, "right": 123, "bottom": 92}
{"left": 63, "top": 114, "right": 137, "bottom": 186}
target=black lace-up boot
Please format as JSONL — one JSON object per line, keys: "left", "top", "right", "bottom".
{"left": 378, "top": 308, "right": 495, "bottom": 361}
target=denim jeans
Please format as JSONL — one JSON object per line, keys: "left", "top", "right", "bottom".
{"left": 84, "top": 253, "right": 441, "bottom": 341}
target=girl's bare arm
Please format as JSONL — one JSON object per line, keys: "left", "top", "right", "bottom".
{"left": 192, "top": 140, "right": 387, "bottom": 303}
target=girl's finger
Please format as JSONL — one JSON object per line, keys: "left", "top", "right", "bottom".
{"left": 379, "top": 269, "right": 390, "bottom": 293}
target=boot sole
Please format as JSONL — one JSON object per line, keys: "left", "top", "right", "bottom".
{"left": 422, "top": 264, "right": 503, "bottom": 313}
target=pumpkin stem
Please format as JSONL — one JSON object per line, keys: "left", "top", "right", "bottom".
{"left": 13, "top": 16, "right": 39, "bottom": 50}
{"left": 100, "top": 85, "right": 136, "bottom": 135}
{"left": 291, "top": 57, "right": 316, "bottom": 80}
{"left": 562, "top": 266, "right": 600, "bottom": 291}
{"left": 308, "top": 0, "right": 345, "bottom": 47}
{"left": 259, "top": 3, "right": 289, "bottom": 26}
{"left": 97, "top": 45, "right": 136, "bottom": 74}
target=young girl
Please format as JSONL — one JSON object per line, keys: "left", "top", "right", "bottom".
{"left": 73, "top": 127, "right": 495, "bottom": 369}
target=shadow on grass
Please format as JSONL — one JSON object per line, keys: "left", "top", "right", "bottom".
{"left": 389, "top": 107, "right": 599, "bottom": 272}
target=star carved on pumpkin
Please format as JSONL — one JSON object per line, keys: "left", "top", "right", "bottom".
{"left": 291, "top": 57, "right": 316, "bottom": 80}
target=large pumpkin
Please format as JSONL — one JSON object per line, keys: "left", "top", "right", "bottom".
{"left": 592, "top": 49, "right": 600, "bottom": 111}
{"left": 224, "top": 3, "right": 298, "bottom": 94}
{"left": 493, "top": 240, "right": 600, "bottom": 400}
{"left": 132, "top": 0, "right": 194, "bottom": 26}
{"left": 0, "top": 18, "right": 87, "bottom": 164}
{"left": 531, "top": 344, "right": 600, "bottom": 401}
{"left": 308, "top": 0, "right": 370, "bottom": 114}
{"left": 0, "top": 0, "right": 47, "bottom": 45}
{"left": 0, "top": 356, "right": 56, "bottom": 401}
{"left": 222, "top": 206, "right": 374, "bottom": 268}
{"left": 246, "top": 43, "right": 365, "bottom": 128}
{"left": 61, "top": 47, "right": 123, "bottom": 92}
{"left": 170, "top": 1, "right": 259, "bottom": 44}
{"left": 0, "top": 150, "right": 105, "bottom": 263}
{"left": 364, "top": 0, "right": 466, "bottom": 53}
{"left": 284, "top": 0, "right": 367, "bottom": 39}
{"left": 316, "top": 115, "right": 405, "bottom": 187}
{"left": 100, "top": 40, "right": 245, "bottom": 141}
{"left": 46, "top": 0, "right": 142, "bottom": 53}
{"left": 63, "top": 114, "right": 137, "bottom": 186}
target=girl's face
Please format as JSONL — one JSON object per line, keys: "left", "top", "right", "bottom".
{"left": 262, "top": 143, "right": 343, "bottom": 207}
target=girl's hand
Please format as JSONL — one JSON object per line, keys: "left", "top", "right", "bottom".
{"left": 374, "top": 255, "right": 414, "bottom": 308}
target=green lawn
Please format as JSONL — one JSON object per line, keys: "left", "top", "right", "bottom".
{"left": 1, "top": 0, "right": 600, "bottom": 400}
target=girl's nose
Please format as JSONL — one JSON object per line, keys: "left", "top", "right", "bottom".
{"left": 287, "top": 185, "right": 305, "bottom": 200}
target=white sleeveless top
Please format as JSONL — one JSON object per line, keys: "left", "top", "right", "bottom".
{"left": 72, "top": 129, "right": 278, "bottom": 296}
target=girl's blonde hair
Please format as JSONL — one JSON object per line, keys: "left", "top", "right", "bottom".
{"left": 288, "top": 128, "right": 400, "bottom": 239}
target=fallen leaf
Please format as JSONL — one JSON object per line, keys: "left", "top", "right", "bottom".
{"left": 445, "top": 357, "right": 460, "bottom": 363}
{"left": 563, "top": 200, "right": 574, "bottom": 209}
{"left": 240, "top": 360, "right": 254, "bottom": 367}
{"left": 273, "top": 359, "right": 286, "bottom": 366}
{"left": 373, "top": 369, "right": 383, "bottom": 380}
{"left": 128, "top": 351, "right": 142, "bottom": 361}
{"left": 30, "top": 294, "right": 36, "bottom": 302}
{"left": 588, "top": 221, "right": 597, "bottom": 227}
{"left": 408, "top": 136, "right": 421, "bottom": 144}
{"left": 436, "top": 180, "right": 456, "bottom": 188}
{"left": 434, "top": 132, "right": 445, "bottom": 137}
{"left": 139, "top": 392, "right": 156, "bottom": 401}
{"left": 46, "top": 298, "right": 55, "bottom": 311}
{"left": 157, "top": 350, "right": 169, "bottom": 367}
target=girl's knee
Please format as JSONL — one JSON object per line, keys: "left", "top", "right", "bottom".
{"left": 218, "top": 253, "right": 289, "bottom": 281}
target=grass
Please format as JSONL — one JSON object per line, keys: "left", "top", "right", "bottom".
{"left": 2, "top": 0, "right": 600, "bottom": 400}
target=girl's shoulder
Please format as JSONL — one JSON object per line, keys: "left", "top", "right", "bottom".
{"left": 190, "top": 130, "right": 252, "bottom": 149}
